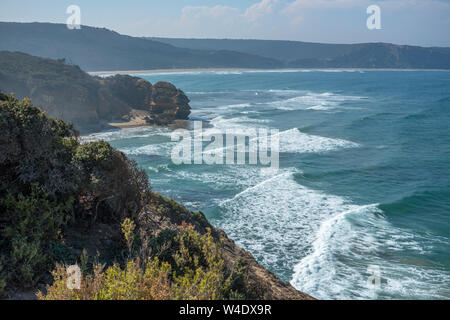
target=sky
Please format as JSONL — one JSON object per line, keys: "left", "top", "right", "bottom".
{"left": 1, "top": 0, "right": 449, "bottom": 46}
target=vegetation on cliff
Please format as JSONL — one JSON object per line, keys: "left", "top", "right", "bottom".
{"left": 152, "top": 38, "right": 450, "bottom": 69}
{"left": 0, "top": 92, "right": 310, "bottom": 300}
{"left": 0, "top": 51, "right": 191, "bottom": 132}
{"left": 1, "top": 22, "right": 449, "bottom": 70}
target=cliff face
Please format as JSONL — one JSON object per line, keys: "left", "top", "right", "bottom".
{"left": 100, "top": 76, "right": 191, "bottom": 126}
{"left": 0, "top": 52, "right": 191, "bottom": 132}
{"left": 149, "top": 81, "right": 191, "bottom": 125}
{"left": 0, "top": 92, "right": 312, "bottom": 300}
{"left": 138, "top": 194, "right": 313, "bottom": 300}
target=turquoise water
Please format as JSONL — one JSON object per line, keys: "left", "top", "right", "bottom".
{"left": 86, "top": 70, "right": 450, "bottom": 299}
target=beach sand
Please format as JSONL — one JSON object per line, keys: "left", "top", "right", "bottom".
{"left": 108, "top": 109, "right": 151, "bottom": 129}
{"left": 89, "top": 68, "right": 450, "bottom": 76}
{"left": 88, "top": 68, "right": 254, "bottom": 76}
{"left": 108, "top": 109, "right": 191, "bottom": 129}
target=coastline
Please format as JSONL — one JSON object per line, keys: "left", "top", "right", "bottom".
{"left": 89, "top": 68, "right": 255, "bottom": 76}
{"left": 88, "top": 67, "right": 450, "bottom": 76}
{"left": 109, "top": 116, "right": 191, "bottom": 130}
{"left": 108, "top": 109, "right": 151, "bottom": 129}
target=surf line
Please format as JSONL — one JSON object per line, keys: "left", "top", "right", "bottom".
{"left": 170, "top": 121, "right": 280, "bottom": 170}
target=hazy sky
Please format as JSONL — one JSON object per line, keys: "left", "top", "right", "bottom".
{"left": 1, "top": 0, "right": 449, "bottom": 46}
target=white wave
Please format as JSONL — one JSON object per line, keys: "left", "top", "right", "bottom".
{"left": 119, "top": 142, "right": 173, "bottom": 156}
{"left": 278, "top": 129, "right": 360, "bottom": 153}
{"left": 215, "top": 169, "right": 362, "bottom": 278}
{"left": 212, "top": 71, "right": 243, "bottom": 75}
{"left": 307, "top": 105, "right": 335, "bottom": 111}
{"left": 214, "top": 103, "right": 252, "bottom": 110}
{"left": 261, "top": 92, "right": 366, "bottom": 111}
{"left": 290, "top": 204, "right": 450, "bottom": 300}
{"left": 201, "top": 125, "right": 360, "bottom": 156}
{"left": 147, "top": 164, "right": 173, "bottom": 174}
{"left": 207, "top": 115, "right": 264, "bottom": 131}
{"left": 192, "top": 103, "right": 253, "bottom": 117}
{"left": 81, "top": 126, "right": 172, "bottom": 143}
{"left": 174, "top": 166, "right": 265, "bottom": 192}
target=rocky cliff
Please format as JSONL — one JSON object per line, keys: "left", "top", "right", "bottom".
{"left": 148, "top": 81, "right": 191, "bottom": 125}
{"left": 100, "top": 75, "right": 191, "bottom": 126}
{"left": 0, "top": 51, "right": 191, "bottom": 132}
{"left": 0, "top": 92, "right": 312, "bottom": 300}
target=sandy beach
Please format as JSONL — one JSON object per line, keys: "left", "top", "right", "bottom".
{"left": 89, "top": 67, "right": 450, "bottom": 76}
{"left": 88, "top": 68, "right": 256, "bottom": 76}
{"left": 108, "top": 109, "right": 191, "bottom": 129}
{"left": 108, "top": 109, "right": 152, "bottom": 129}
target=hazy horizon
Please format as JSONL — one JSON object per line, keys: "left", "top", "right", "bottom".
{"left": 1, "top": 0, "right": 450, "bottom": 47}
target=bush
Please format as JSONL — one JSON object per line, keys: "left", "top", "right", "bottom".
{"left": 0, "top": 93, "right": 151, "bottom": 294}
{"left": 0, "top": 183, "right": 74, "bottom": 289}
{"left": 1, "top": 92, "right": 254, "bottom": 300}
{"left": 73, "top": 141, "right": 151, "bottom": 223}
{"left": 0, "top": 94, "right": 78, "bottom": 197}
{"left": 39, "top": 222, "right": 234, "bottom": 300}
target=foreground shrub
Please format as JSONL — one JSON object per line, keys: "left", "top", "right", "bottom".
{"left": 1, "top": 92, "right": 253, "bottom": 299}
{"left": 0, "top": 93, "right": 151, "bottom": 294}
{"left": 39, "top": 223, "right": 234, "bottom": 300}
{"left": 0, "top": 94, "right": 78, "bottom": 197}
{"left": 0, "top": 184, "right": 74, "bottom": 289}
{"left": 73, "top": 141, "right": 151, "bottom": 223}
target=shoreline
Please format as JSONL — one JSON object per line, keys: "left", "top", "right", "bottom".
{"left": 88, "top": 67, "right": 450, "bottom": 76}
{"left": 108, "top": 119, "right": 192, "bottom": 130}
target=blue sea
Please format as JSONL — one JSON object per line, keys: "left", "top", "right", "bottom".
{"left": 86, "top": 70, "right": 450, "bottom": 300}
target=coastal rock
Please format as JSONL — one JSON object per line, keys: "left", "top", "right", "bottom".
{"left": 100, "top": 75, "right": 153, "bottom": 110}
{"left": 148, "top": 81, "right": 191, "bottom": 125}
{"left": 100, "top": 76, "right": 191, "bottom": 126}
{"left": 0, "top": 52, "right": 191, "bottom": 132}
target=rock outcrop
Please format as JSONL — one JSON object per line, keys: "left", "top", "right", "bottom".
{"left": 0, "top": 52, "right": 191, "bottom": 132}
{"left": 148, "top": 81, "right": 191, "bottom": 125}
{"left": 100, "top": 76, "right": 191, "bottom": 126}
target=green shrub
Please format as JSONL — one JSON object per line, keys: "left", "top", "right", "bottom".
{"left": 0, "top": 183, "right": 74, "bottom": 289}
{"left": 1, "top": 92, "right": 255, "bottom": 300}
{"left": 40, "top": 223, "right": 235, "bottom": 300}
{"left": 0, "top": 94, "right": 78, "bottom": 197}
{"left": 73, "top": 141, "right": 114, "bottom": 169}
{"left": 73, "top": 141, "right": 151, "bottom": 223}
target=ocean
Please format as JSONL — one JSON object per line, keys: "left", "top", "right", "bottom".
{"left": 85, "top": 70, "right": 450, "bottom": 300}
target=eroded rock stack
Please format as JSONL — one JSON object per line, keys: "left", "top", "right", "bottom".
{"left": 148, "top": 81, "right": 191, "bottom": 125}
{"left": 101, "top": 76, "right": 191, "bottom": 126}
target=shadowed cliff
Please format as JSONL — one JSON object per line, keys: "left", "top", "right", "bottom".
{"left": 0, "top": 51, "right": 191, "bottom": 132}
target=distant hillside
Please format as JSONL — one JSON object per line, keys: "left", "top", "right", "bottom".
{"left": 148, "top": 37, "right": 353, "bottom": 61}
{"left": 288, "top": 43, "right": 450, "bottom": 69}
{"left": 0, "top": 22, "right": 281, "bottom": 71}
{"left": 0, "top": 51, "right": 191, "bottom": 132}
{"left": 1, "top": 22, "right": 449, "bottom": 70}
{"left": 151, "top": 37, "right": 450, "bottom": 69}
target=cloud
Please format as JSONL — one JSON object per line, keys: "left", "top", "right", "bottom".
{"left": 174, "top": 5, "right": 250, "bottom": 38}
{"left": 284, "top": 0, "right": 361, "bottom": 10}
{"left": 149, "top": 0, "right": 282, "bottom": 39}
{"left": 181, "top": 5, "right": 240, "bottom": 22}
{"left": 138, "top": 0, "right": 450, "bottom": 46}
{"left": 244, "top": 0, "right": 279, "bottom": 22}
